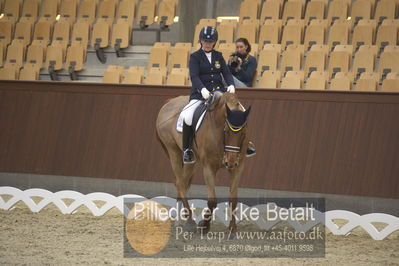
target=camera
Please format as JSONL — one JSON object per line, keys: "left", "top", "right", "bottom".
{"left": 230, "top": 52, "right": 243, "bottom": 68}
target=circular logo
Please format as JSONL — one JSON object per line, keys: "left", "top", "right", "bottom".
{"left": 125, "top": 200, "right": 171, "bottom": 255}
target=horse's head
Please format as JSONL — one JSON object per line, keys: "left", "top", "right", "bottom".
{"left": 223, "top": 100, "right": 251, "bottom": 169}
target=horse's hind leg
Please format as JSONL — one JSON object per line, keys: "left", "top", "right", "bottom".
{"left": 168, "top": 148, "right": 196, "bottom": 231}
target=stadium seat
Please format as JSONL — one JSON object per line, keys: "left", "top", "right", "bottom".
{"left": 168, "top": 48, "right": 189, "bottom": 71}
{"left": 258, "top": 19, "right": 282, "bottom": 47}
{"left": 19, "top": 64, "right": 39, "bottom": 80}
{"left": 0, "top": 19, "right": 13, "bottom": 47}
{"left": 174, "top": 42, "right": 192, "bottom": 51}
{"left": 236, "top": 23, "right": 257, "bottom": 44}
{"left": 328, "top": 46, "right": 352, "bottom": 78}
{"left": 381, "top": 73, "right": 399, "bottom": 92}
{"left": 154, "top": 42, "right": 171, "bottom": 49}
{"left": 239, "top": 0, "right": 259, "bottom": 21}
{"left": 304, "top": 22, "right": 325, "bottom": 50}
{"left": 148, "top": 47, "right": 168, "bottom": 69}
{"left": 77, "top": 0, "right": 96, "bottom": 25}
{"left": 352, "top": 21, "right": 375, "bottom": 49}
{"left": 2, "top": 0, "right": 20, "bottom": 23}
{"left": 59, "top": 0, "right": 78, "bottom": 25}
{"left": 220, "top": 19, "right": 238, "bottom": 30}
{"left": 305, "top": 71, "right": 327, "bottom": 90}
{"left": 257, "top": 48, "right": 279, "bottom": 73}
{"left": 166, "top": 68, "right": 189, "bottom": 86}
{"left": 218, "top": 43, "right": 235, "bottom": 62}
{"left": 52, "top": 21, "right": 70, "bottom": 52}
{"left": 0, "top": 43, "right": 3, "bottom": 64}
{"left": 260, "top": 0, "right": 282, "bottom": 20}
{"left": 281, "top": 45, "right": 302, "bottom": 72}
{"left": 282, "top": 0, "right": 303, "bottom": 22}
{"left": 137, "top": 0, "right": 156, "bottom": 28}
{"left": 39, "top": 0, "right": 58, "bottom": 23}
{"left": 353, "top": 46, "right": 376, "bottom": 80}
{"left": 0, "top": 65, "right": 19, "bottom": 80}
{"left": 285, "top": 71, "right": 305, "bottom": 89}
{"left": 304, "top": 0, "right": 325, "bottom": 22}
{"left": 376, "top": 23, "right": 398, "bottom": 52}
{"left": 97, "top": 0, "right": 117, "bottom": 26}
{"left": 12, "top": 21, "right": 33, "bottom": 50}
{"left": 374, "top": 0, "right": 396, "bottom": 23}
{"left": 378, "top": 48, "right": 399, "bottom": 80}
{"left": 66, "top": 45, "right": 85, "bottom": 80}
{"left": 45, "top": 45, "right": 63, "bottom": 80}
{"left": 328, "top": 20, "right": 350, "bottom": 50}
{"left": 145, "top": 67, "right": 166, "bottom": 85}
{"left": 25, "top": 44, "right": 44, "bottom": 72}
{"left": 327, "top": 0, "right": 349, "bottom": 23}
{"left": 329, "top": 72, "right": 353, "bottom": 90}
{"left": 111, "top": 19, "right": 130, "bottom": 56}
{"left": 281, "top": 75, "right": 301, "bottom": 89}
{"left": 91, "top": 20, "right": 110, "bottom": 63}
{"left": 5, "top": 42, "right": 24, "bottom": 69}
{"left": 158, "top": 0, "right": 176, "bottom": 28}
{"left": 217, "top": 23, "right": 234, "bottom": 45}
{"left": 356, "top": 72, "right": 378, "bottom": 91}
{"left": 281, "top": 21, "right": 304, "bottom": 49}
{"left": 103, "top": 70, "right": 121, "bottom": 83}
{"left": 257, "top": 70, "right": 281, "bottom": 88}
{"left": 71, "top": 21, "right": 90, "bottom": 54}
{"left": 20, "top": 0, "right": 39, "bottom": 24}
{"left": 32, "top": 21, "right": 52, "bottom": 50}
{"left": 122, "top": 66, "right": 145, "bottom": 84}
{"left": 351, "top": 0, "right": 372, "bottom": 23}
{"left": 117, "top": 0, "right": 136, "bottom": 26}
{"left": 305, "top": 49, "right": 326, "bottom": 76}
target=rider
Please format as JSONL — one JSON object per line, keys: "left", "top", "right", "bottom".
{"left": 181, "top": 26, "right": 255, "bottom": 164}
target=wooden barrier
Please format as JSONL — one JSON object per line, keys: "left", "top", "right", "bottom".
{"left": 0, "top": 80, "right": 398, "bottom": 198}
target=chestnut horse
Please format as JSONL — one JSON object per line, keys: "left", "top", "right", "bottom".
{"left": 156, "top": 92, "right": 251, "bottom": 236}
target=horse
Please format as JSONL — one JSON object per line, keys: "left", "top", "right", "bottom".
{"left": 155, "top": 91, "right": 251, "bottom": 237}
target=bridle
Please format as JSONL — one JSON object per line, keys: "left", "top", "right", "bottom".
{"left": 223, "top": 118, "right": 247, "bottom": 154}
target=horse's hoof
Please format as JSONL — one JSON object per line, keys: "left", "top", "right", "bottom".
{"left": 197, "top": 220, "right": 210, "bottom": 234}
{"left": 183, "top": 222, "right": 197, "bottom": 232}
{"left": 228, "top": 232, "right": 237, "bottom": 240}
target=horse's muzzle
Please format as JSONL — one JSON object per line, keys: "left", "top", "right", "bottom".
{"left": 224, "top": 161, "right": 238, "bottom": 169}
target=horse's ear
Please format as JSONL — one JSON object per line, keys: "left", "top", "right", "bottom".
{"left": 225, "top": 103, "right": 232, "bottom": 117}
{"left": 244, "top": 106, "right": 251, "bottom": 118}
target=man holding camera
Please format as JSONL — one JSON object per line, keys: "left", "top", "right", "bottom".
{"left": 228, "top": 38, "right": 258, "bottom": 88}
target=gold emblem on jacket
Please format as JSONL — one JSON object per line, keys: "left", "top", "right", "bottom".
{"left": 215, "top": 61, "right": 221, "bottom": 69}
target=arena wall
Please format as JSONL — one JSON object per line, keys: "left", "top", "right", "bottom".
{"left": 0, "top": 80, "right": 398, "bottom": 199}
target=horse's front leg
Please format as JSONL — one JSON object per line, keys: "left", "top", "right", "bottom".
{"left": 228, "top": 163, "right": 244, "bottom": 239}
{"left": 198, "top": 164, "right": 217, "bottom": 234}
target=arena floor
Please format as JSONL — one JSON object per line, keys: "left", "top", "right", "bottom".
{"left": 1, "top": 202, "right": 398, "bottom": 265}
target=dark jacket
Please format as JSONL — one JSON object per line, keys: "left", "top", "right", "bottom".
{"left": 228, "top": 54, "right": 257, "bottom": 87}
{"left": 189, "top": 49, "right": 235, "bottom": 100}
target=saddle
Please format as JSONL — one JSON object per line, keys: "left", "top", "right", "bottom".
{"left": 176, "top": 102, "right": 207, "bottom": 133}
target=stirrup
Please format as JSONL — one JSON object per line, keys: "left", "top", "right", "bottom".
{"left": 246, "top": 142, "right": 256, "bottom": 158}
{"left": 183, "top": 149, "right": 196, "bottom": 164}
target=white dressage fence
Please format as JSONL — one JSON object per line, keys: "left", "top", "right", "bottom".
{"left": 1, "top": 186, "right": 398, "bottom": 241}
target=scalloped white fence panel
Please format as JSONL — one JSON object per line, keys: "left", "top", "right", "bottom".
{"left": 1, "top": 186, "right": 398, "bottom": 240}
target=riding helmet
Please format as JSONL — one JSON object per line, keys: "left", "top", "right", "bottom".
{"left": 199, "top": 26, "right": 218, "bottom": 42}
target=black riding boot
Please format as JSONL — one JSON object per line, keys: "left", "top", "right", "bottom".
{"left": 246, "top": 141, "right": 256, "bottom": 157}
{"left": 182, "top": 122, "right": 196, "bottom": 164}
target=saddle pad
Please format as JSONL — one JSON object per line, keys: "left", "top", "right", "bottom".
{"left": 176, "top": 103, "right": 207, "bottom": 133}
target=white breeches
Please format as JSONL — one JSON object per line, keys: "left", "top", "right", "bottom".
{"left": 181, "top": 99, "right": 202, "bottom": 126}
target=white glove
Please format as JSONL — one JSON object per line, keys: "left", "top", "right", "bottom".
{"left": 201, "top": 88, "right": 210, "bottom": 99}
{"left": 227, "top": 85, "right": 235, "bottom": 93}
